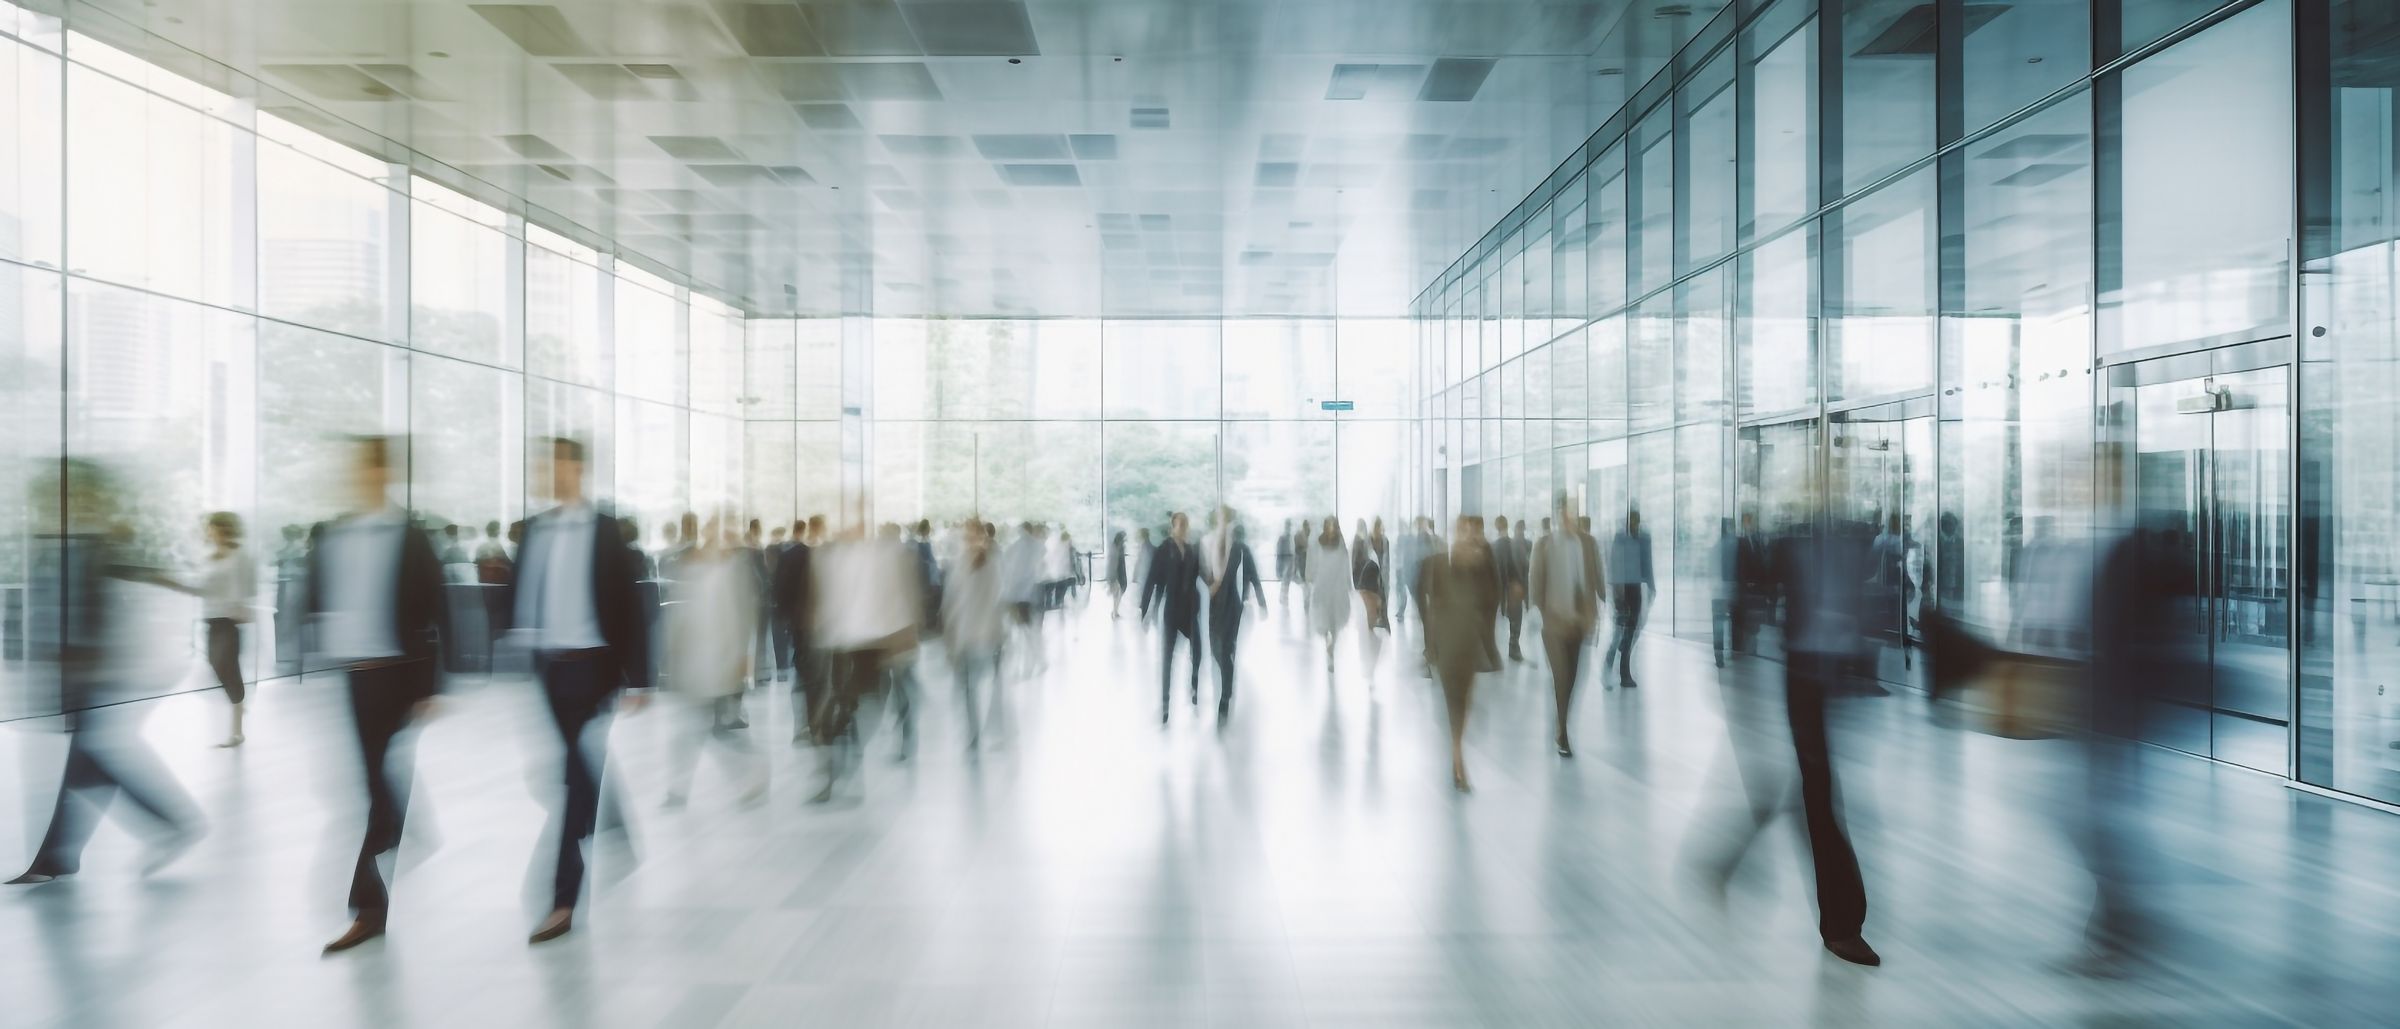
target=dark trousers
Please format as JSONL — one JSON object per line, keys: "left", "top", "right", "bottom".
{"left": 1542, "top": 623, "right": 1589, "bottom": 739}
{"left": 772, "top": 618, "right": 794, "bottom": 678}
{"left": 1208, "top": 613, "right": 1242, "bottom": 709}
{"left": 205, "top": 618, "right": 245, "bottom": 704}
{"left": 344, "top": 662, "right": 429, "bottom": 916}
{"left": 789, "top": 644, "right": 824, "bottom": 737}
{"left": 1605, "top": 585, "right": 1644, "bottom": 682}
{"left": 1787, "top": 655, "right": 1867, "bottom": 942}
{"left": 27, "top": 703, "right": 196, "bottom": 876}
{"left": 1159, "top": 615, "right": 1200, "bottom": 709}
{"left": 1503, "top": 598, "right": 1525, "bottom": 656}
{"left": 538, "top": 653, "right": 617, "bottom": 911}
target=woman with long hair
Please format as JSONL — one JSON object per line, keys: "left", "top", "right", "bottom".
{"left": 1307, "top": 517, "right": 1353, "bottom": 674}
{"left": 1105, "top": 530, "right": 1129, "bottom": 618}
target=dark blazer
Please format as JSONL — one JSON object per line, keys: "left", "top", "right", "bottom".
{"left": 772, "top": 541, "right": 814, "bottom": 648}
{"left": 1206, "top": 541, "right": 1266, "bottom": 631}
{"left": 1139, "top": 537, "right": 1205, "bottom": 631}
{"left": 514, "top": 509, "right": 650, "bottom": 690}
{"left": 305, "top": 514, "right": 447, "bottom": 696}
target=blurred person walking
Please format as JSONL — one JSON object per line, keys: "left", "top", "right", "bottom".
{"left": 660, "top": 515, "right": 766, "bottom": 808}
{"left": 1139, "top": 512, "right": 1206, "bottom": 722}
{"left": 1201, "top": 511, "right": 1268, "bottom": 720}
{"left": 145, "top": 511, "right": 257, "bottom": 748}
{"left": 8, "top": 460, "right": 208, "bottom": 889}
{"left": 773, "top": 516, "right": 822, "bottom": 743}
{"left": 1494, "top": 516, "right": 1529, "bottom": 662}
{"left": 308, "top": 437, "right": 447, "bottom": 954}
{"left": 1104, "top": 530, "right": 1130, "bottom": 619}
{"left": 1352, "top": 519, "right": 1386, "bottom": 636}
{"left": 1421, "top": 516, "right": 1501, "bottom": 792}
{"left": 809, "top": 524, "right": 921, "bottom": 800}
{"left": 1696, "top": 517, "right": 1880, "bottom": 967}
{"left": 1308, "top": 518, "right": 1354, "bottom": 674}
{"left": 1530, "top": 497, "right": 1602, "bottom": 757}
{"left": 1602, "top": 510, "right": 1656, "bottom": 689}
{"left": 1275, "top": 519, "right": 1296, "bottom": 607}
{"left": 944, "top": 520, "right": 1008, "bottom": 749}
{"left": 512, "top": 437, "right": 652, "bottom": 945}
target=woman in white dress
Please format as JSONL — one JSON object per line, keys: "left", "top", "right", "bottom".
{"left": 151, "top": 512, "right": 256, "bottom": 747}
{"left": 1307, "top": 517, "right": 1353, "bottom": 673}
{"left": 662, "top": 516, "right": 765, "bottom": 807}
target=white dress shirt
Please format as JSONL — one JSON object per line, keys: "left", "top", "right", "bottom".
{"left": 198, "top": 549, "right": 258, "bottom": 622}
{"left": 520, "top": 504, "right": 605, "bottom": 651}
{"left": 318, "top": 509, "right": 405, "bottom": 663}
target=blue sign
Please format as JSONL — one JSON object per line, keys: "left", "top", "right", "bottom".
{"left": 1319, "top": 400, "right": 1355, "bottom": 412}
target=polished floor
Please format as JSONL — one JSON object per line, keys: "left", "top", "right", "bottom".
{"left": 5, "top": 593, "right": 2396, "bottom": 1028}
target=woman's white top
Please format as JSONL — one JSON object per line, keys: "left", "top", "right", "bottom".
{"left": 198, "top": 549, "right": 257, "bottom": 622}
{"left": 1308, "top": 539, "right": 1354, "bottom": 636}
{"left": 667, "top": 551, "right": 755, "bottom": 698}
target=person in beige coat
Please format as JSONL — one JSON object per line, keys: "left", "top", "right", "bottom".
{"left": 1420, "top": 516, "right": 1501, "bottom": 793}
{"left": 1529, "top": 496, "right": 1604, "bottom": 757}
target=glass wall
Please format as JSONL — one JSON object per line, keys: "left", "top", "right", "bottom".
{"left": 1418, "top": 0, "right": 2351, "bottom": 795}
{"left": 0, "top": 13, "right": 742, "bottom": 716}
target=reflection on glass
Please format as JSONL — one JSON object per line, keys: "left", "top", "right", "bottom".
{"left": 0, "top": 35, "right": 63, "bottom": 268}
{"left": 1839, "top": 0, "right": 1935, "bottom": 192}
{"left": 1963, "top": 0, "right": 2088, "bottom": 134}
{"left": 257, "top": 114, "right": 399, "bottom": 343}
{"left": 1105, "top": 321, "right": 1221, "bottom": 420}
{"left": 409, "top": 178, "right": 511, "bottom": 365}
{"left": 1739, "top": 226, "right": 1814, "bottom": 418}
{"left": 1829, "top": 167, "right": 1936, "bottom": 401}
{"left": 1684, "top": 54, "right": 1735, "bottom": 269}
{"left": 2104, "top": 0, "right": 2292, "bottom": 353}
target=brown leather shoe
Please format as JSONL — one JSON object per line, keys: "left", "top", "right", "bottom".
{"left": 528, "top": 908, "right": 574, "bottom": 944}
{"left": 322, "top": 918, "right": 386, "bottom": 955}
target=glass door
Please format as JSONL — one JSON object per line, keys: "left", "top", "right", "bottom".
{"left": 2109, "top": 360, "right": 2292, "bottom": 772}
{"left": 1831, "top": 399, "right": 1937, "bottom": 692}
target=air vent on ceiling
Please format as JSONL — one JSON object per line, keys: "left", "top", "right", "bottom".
{"left": 1255, "top": 162, "right": 1299, "bottom": 188}
{"left": 998, "top": 163, "right": 1080, "bottom": 187}
{"left": 796, "top": 103, "right": 864, "bottom": 130}
{"left": 1418, "top": 58, "right": 1496, "bottom": 102}
{"left": 651, "top": 135, "right": 745, "bottom": 161}
{"left": 881, "top": 134, "right": 963, "bottom": 157}
{"left": 552, "top": 63, "right": 649, "bottom": 99}
{"left": 500, "top": 133, "right": 571, "bottom": 160}
{"left": 1069, "top": 134, "right": 1118, "bottom": 159}
{"left": 731, "top": 2, "right": 824, "bottom": 57}
{"left": 902, "top": 1, "right": 1040, "bottom": 58}
{"left": 1854, "top": 4, "right": 2008, "bottom": 58}
{"left": 973, "top": 134, "right": 1071, "bottom": 160}
{"left": 1130, "top": 105, "right": 1169, "bottom": 129}
{"left": 811, "top": 0, "right": 921, "bottom": 56}
{"left": 265, "top": 64, "right": 401, "bottom": 101}
{"left": 469, "top": 4, "right": 595, "bottom": 57}
{"left": 838, "top": 62, "right": 943, "bottom": 100}
{"left": 1325, "top": 63, "right": 1425, "bottom": 101}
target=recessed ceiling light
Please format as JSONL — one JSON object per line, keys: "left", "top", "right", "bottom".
{"left": 2027, "top": 56, "right": 2044, "bottom": 64}
{"left": 1007, "top": 57, "right": 1023, "bottom": 65}
{"left": 1594, "top": 67, "right": 1623, "bottom": 76}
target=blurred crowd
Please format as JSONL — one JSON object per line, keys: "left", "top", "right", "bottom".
{"left": 4, "top": 439, "right": 2200, "bottom": 975}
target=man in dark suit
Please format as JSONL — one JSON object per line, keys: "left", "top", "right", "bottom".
{"left": 774, "top": 517, "right": 818, "bottom": 742}
{"left": 512, "top": 437, "right": 650, "bottom": 944}
{"left": 316, "top": 436, "right": 448, "bottom": 954}
{"left": 1138, "top": 511, "right": 1205, "bottom": 724}
{"left": 1496, "top": 516, "right": 1530, "bottom": 661}
{"left": 1201, "top": 511, "right": 1267, "bottom": 721}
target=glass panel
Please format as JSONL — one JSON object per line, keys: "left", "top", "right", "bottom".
{"left": 1224, "top": 421, "right": 1335, "bottom": 542}
{"left": 408, "top": 179, "right": 512, "bottom": 365}
{"left": 0, "top": 265, "right": 62, "bottom": 717}
{"left": 2118, "top": 0, "right": 2242, "bottom": 57}
{"left": 1678, "top": 267, "right": 1728, "bottom": 425}
{"left": 744, "top": 318, "right": 797, "bottom": 419}
{"left": 1685, "top": 55, "right": 1736, "bottom": 269}
{"left": 2301, "top": 0, "right": 2400, "bottom": 801}
{"left": 1840, "top": 0, "right": 1936, "bottom": 192}
{"left": 1590, "top": 145, "right": 1629, "bottom": 314}
{"left": 1106, "top": 421, "right": 1219, "bottom": 535}
{"left": 1106, "top": 320, "right": 1221, "bottom": 419}
{"left": 1829, "top": 166, "right": 1937, "bottom": 401}
{"left": 1748, "top": 17, "right": 1816, "bottom": 241}
{"left": 1554, "top": 186, "right": 1588, "bottom": 324}
{"left": 66, "top": 64, "right": 251, "bottom": 308}
{"left": 1589, "top": 313, "right": 1628, "bottom": 440}
{"left": 1634, "top": 109, "right": 1674, "bottom": 296}
{"left": 1739, "top": 225, "right": 1815, "bottom": 418}
{"left": 612, "top": 271, "right": 684, "bottom": 406}
{"left": 1630, "top": 297, "right": 1674, "bottom": 432}
{"left": 0, "top": 35, "right": 63, "bottom": 268}
{"left": 1964, "top": 0, "right": 2089, "bottom": 135}
{"left": 2104, "top": 0, "right": 2292, "bottom": 354}
{"left": 744, "top": 420, "right": 796, "bottom": 529}
{"left": 1955, "top": 95, "right": 2096, "bottom": 632}
{"left": 1337, "top": 318, "right": 1416, "bottom": 418}
{"left": 257, "top": 117, "right": 398, "bottom": 342}
{"left": 525, "top": 241, "right": 608, "bottom": 388}
{"left": 1224, "top": 319, "right": 1335, "bottom": 419}
{"left": 796, "top": 318, "right": 843, "bottom": 419}
{"left": 256, "top": 320, "right": 400, "bottom": 678}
